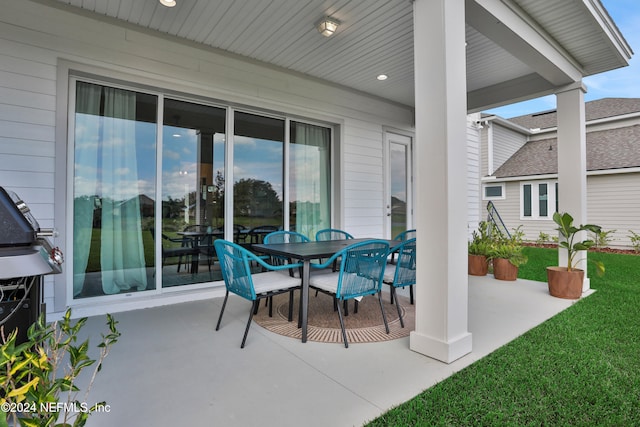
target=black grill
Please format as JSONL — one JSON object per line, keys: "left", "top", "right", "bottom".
{"left": 0, "top": 187, "right": 63, "bottom": 344}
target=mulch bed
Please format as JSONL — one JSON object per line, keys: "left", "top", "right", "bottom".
{"left": 522, "top": 242, "right": 639, "bottom": 255}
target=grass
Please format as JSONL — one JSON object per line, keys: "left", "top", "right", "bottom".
{"left": 367, "top": 247, "right": 640, "bottom": 426}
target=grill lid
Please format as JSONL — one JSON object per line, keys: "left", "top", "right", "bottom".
{"left": 0, "top": 187, "right": 38, "bottom": 247}
{"left": 0, "top": 187, "right": 63, "bottom": 279}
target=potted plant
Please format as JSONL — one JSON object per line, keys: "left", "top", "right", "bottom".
{"left": 468, "top": 221, "right": 492, "bottom": 276}
{"left": 547, "top": 212, "right": 605, "bottom": 299}
{"left": 490, "top": 239, "right": 528, "bottom": 281}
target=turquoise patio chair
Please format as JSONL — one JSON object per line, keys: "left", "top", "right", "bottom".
{"left": 390, "top": 229, "right": 416, "bottom": 264}
{"left": 315, "top": 228, "right": 354, "bottom": 241}
{"left": 383, "top": 238, "right": 416, "bottom": 327}
{"left": 315, "top": 228, "right": 354, "bottom": 272}
{"left": 214, "top": 240, "right": 303, "bottom": 348}
{"left": 264, "top": 230, "right": 310, "bottom": 244}
{"left": 264, "top": 230, "right": 310, "bottom": 273}
{"left": 393, "top": 229, "right": 416, "bottom": 241}
{"left": 309, "top": 240, "right": 390, "bottom": 348}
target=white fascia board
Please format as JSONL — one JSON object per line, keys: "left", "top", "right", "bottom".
{"left": 482, "top": 173, "right": 558, "bottom": 183}
{"left": 482, "top": 115, "right": 532, "bottom": 134}
{"left": 482, "top": 167, "right": 640, "bottom": 182}
{"left": 514, "top": 111, "right": 640, "bottom": 137}
{"left": 467, "top": 0, "right": 583, "bottom": 85}
{"left": 582, "top": 0, "right": 634, "bottom": 66}
{"left": 587, "top": 167, "right": 640, "bottom": 176}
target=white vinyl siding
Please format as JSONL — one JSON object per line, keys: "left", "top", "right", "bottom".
{"left": 487, "top": 181, "right": 558, "bottom": 242}
{"left": 481, "top": 122, "right": 490, "bottom": 175}
{"left": 587, "top": 172, "right": 640, "bottom": 248}
{"left": 467, "top": 119, "right": 482, "bottom": 236}
{"left": 343, "top": 120, "right": 385, "bottom": 237}
{"left": 0, "top": 1, "right": 413, "bottom": 315}
{"left": 489, "top": 174, "right": 640, "bottom": 248}
{"left": 492, "top": 125, "right": 527, "bottom": 172}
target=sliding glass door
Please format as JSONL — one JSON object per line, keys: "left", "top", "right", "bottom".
{"left": 233, "top": 112, "right": 284, "bottom": 241}
{"left": 161, "top": 99, "right": 226, "bottom": 287}
{"left": 290, "top": 121, "right": 331, "bottom": 238}
{"left": 71, "top": 79, "right": 333, "bottom": 301}
{"left": 72, "top": 81, "right": 157, "bottom": 299}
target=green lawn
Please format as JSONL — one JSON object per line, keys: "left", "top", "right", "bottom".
{"left": 367, "top": 247, "right": 640, "bottom": 426}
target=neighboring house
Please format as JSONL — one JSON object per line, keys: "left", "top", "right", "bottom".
{"left": 479, "top": 98, "right": 640, "bottom": 247}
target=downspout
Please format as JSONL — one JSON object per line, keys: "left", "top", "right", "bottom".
{"left": 487, "top": 120, "right": 494, "bottom": 175}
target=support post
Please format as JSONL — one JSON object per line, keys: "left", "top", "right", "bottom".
{"left": 556, "top": 82, "right": 589, "bottom": 291}
{"left": 410, "top": 0, "right": 472, "bottom": 363}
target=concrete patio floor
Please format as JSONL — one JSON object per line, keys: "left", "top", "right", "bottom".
{"left": 75, "top": 275, "right": 576, "bottom": 427}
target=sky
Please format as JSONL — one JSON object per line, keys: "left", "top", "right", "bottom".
{"left": 484, "top": 0, "right": 640, "bottom": 119}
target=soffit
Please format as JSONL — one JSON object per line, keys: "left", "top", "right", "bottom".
{"left": 41, "top": 0, "right": 632, "bottom": 110}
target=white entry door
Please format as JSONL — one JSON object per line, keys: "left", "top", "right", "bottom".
{"left": 384, "top": 132, "right": 413, "bottom": 239}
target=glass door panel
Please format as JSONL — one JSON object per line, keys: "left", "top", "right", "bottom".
{"left": 386, "top": 133, "right": 412, "bottom": 239}
{"left": 233, "top": 111, "right": 284, "bottom": 246}
{"left": 290, "top": 121, "right": 331, "bottom": 239}
{"left": 72, "top": 81, "right": 157, "bottom": 299}
{"left": 161, "top": 99, "right": 226, "bottom": 287}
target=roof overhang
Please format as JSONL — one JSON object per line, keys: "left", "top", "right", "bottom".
{"left": 35, "top": 0, "right": 633, "bottom": 112}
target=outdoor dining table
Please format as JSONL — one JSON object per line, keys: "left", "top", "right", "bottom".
{"left": 177, "top": 230, "right": 224, "bottom": 273}
{"left": 253, "top": 238, "right": 397, "bottom": 343}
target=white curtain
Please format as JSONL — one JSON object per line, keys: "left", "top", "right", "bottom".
{"left": 73, "top": 82, "right": 147, "bottom": 296}
{"left": 73, "top": 83, "right": 101, "bottom": 296}
{"left": 291, "top": 122, "right": 330, "bottom": 238}
{"left": 99, "top": 87, "right": 147, "bottom": 294}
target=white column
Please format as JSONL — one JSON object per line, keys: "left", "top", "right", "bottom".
{"left": 410, "top": 0, "right": 472, "bottom": 363}
{"left": 556, "top": 83, "right": 590, "bottom": 291}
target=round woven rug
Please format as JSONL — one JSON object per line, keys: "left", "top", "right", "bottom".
{"left": 253, "top": 292, "right": 415, "bottom": 344}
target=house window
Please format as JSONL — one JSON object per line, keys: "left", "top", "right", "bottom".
{"left": 482, "top": 183, "right": 505, "bottom": 200}
{"left": 539, "top": 183, "right": 548, "bottom": 217}
{"left": 521, "top": 181, "right": 557, "bottom": 219}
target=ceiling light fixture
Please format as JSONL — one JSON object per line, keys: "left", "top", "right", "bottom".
{"left": 317, "top": 17, "right": 340, "bottom": 37}
{"left": 159, "top": 0, "right": 176, "bottom": 7}
{"left": 376, "top": 74, "right": 388, "bottom": 81}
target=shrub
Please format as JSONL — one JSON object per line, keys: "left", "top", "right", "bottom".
{"left": 591, "top": 228, "right": 616, "bottom": 248}
{"left": 468, "top": 221, "right": 494, "bottom": 256}
{"left": 629, "top": 230, "right": 640, "bottom": 253}
{"left": 536, "top": 231, "right": 550, "bottom": 244}
{"left": 0, "top": 309, "right": 120, "bottom": 427}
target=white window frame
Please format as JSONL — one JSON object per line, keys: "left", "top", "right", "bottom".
{"left": 520, "top": 180, "right": 557, "bottom": 220}
{"left": 482, "top": 182, "right": 505, "bottom": 200}
{"left": 63, "top": 70, "right": 337, "bottom": 309}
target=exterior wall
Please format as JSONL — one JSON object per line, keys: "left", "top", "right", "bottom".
{"left": 489, "top": 181, "right": 557, "bottom": 241}
{"left": 0, "top": 0, "right": 414, "bottom": 315}
{"left": 487, "top": 173, "right": 640, "bottom": 248}
{"left": 588, "top": 172, "right": 640, "bottom": 248}
{"left": 492, "top": 125, "right": 527, "bottom": 172}
{"left": 481, "top": 122, "right": 490, "bottom": 175}
{"left": 343, "top": 119, "right": 385, "bottom": 236}
{"left": 466, "top": 116, "right": 482, "bottom": 237}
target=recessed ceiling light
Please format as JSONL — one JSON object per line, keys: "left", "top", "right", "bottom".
{"left": 159, "top": 0, "right": 176, "bottom": 7}
{"left": 377, "top": 74, "right": 388, "bottom": 81}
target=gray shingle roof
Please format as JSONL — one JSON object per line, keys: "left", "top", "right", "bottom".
{"left": 508, "top": 98, "right": 640, "bottom": 130}
{"left": 493, "top": 124, "right": 640, "bottom": 178}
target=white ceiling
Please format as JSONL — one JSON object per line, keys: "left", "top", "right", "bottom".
{"left": 41, "top": 0, "right": 632, "bottom": 111}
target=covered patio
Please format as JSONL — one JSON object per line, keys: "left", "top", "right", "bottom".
{"left": 78, "top": 276, "right": 575, "bottom": 426}
{"left": 0, "top": 0, "right": 631, "bottom": 372}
